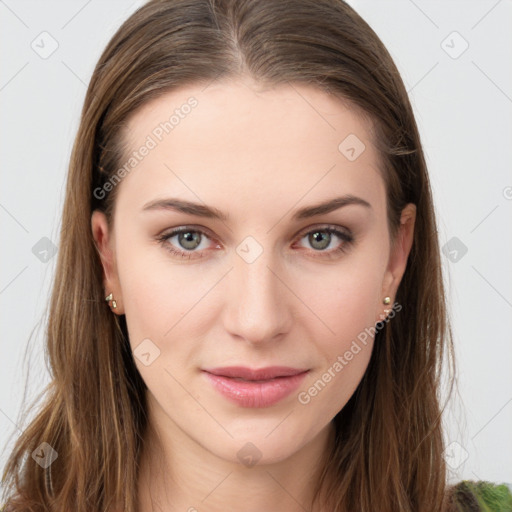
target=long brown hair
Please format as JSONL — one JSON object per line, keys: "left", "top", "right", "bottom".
{"left": 1, "top": 1, "right": 456, "bottom": 510}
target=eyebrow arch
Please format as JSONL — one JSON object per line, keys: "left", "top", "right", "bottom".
{"left": 141, "top": 194, "right": 372, "bottom": 222}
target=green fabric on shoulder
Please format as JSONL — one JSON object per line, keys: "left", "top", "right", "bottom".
{"left": 447, "top": 480, "right": 512, "bottom": 511}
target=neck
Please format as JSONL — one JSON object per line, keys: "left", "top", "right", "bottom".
{"left": 136, "top": 398, "right": 335, "bottom": 512}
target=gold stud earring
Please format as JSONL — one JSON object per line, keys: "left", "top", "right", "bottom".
{"left": 105, "top": 292, "right": 117, "bottom": 309}
{"left": 383, "top": 296, "right": 391, "bottom": 315}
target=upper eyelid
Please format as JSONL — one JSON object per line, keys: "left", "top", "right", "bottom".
{"left": 295, "top": 224, "right": 351, "bottom": 237}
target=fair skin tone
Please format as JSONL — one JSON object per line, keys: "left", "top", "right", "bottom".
{"left": 91, "top": 77, "right": 415, "bottom": 512}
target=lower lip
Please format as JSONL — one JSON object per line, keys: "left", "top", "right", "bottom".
{"left": 203, "top": 371, "right": 308, "bottom": 408}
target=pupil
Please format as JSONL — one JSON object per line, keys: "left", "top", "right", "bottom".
{"left": 180, "top": 231, "right": 200, "bottom": 249}
{"left": 311, "top": 231, "right": 330, "bottom": 250}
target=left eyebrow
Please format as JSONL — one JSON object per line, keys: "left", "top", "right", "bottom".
{"left": 291, "top": 194, "right": 372, "bottom": 220}
{"left": 141, "top": 194, "right": 372, "bottom": 222}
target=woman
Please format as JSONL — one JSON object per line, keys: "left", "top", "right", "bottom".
{"left": 1, "top": 1, "right": 510, "bottom": 511}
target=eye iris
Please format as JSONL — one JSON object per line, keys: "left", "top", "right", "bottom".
{"left": 178, "top": 231, "right": 201, "bottom": 250}
{"left": 309, "top": 231, "right": 330, "bottom": 250}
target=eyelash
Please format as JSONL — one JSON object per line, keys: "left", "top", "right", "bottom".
{"left": 155, "top": 225, "right": 354, "bottom": 261}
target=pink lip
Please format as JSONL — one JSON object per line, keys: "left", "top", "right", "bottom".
{"left": 202, "top": 366, "right": 309, "bottom": 408}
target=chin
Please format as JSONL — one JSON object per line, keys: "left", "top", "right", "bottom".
{"left": 203, "top": 419, "right": 321, "bottom": 467}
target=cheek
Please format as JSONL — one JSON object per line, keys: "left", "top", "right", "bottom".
{"left": 116, "top": 237, "right": 221, "bottom": 360}
{"left": 115, "top": 236, "right": 181, "bottom": 344}
{"left": 296, "top": 256, "right": 384, "bottom": 343}
{"left": 293, "top": 256, "right": 384, "bottom": 409}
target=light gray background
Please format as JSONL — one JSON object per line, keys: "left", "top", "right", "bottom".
{"left": 1, "top": 0, "right": 511, "bottom": 488}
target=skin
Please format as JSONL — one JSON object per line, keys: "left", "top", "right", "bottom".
{"left": 91, "top": 76, "right": 415, "bottom": 512}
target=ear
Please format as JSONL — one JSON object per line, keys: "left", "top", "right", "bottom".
{"left": 91, "top": 210, "right": 124, "bottom": 314}
{"left": 377, "top": 203, "right": 416, "bottom": 320}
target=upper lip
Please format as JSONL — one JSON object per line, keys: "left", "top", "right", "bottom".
{"left": 203, "top": 366, "right": 309, "bottom": 380}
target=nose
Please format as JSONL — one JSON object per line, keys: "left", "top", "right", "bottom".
{"left": 221, "top": 245, "right": 293, "bottom": 346}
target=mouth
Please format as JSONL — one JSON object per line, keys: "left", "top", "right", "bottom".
{"left": 201, "top": 366, "right": 310, "bottom": 408}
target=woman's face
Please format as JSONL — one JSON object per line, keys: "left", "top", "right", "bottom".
{"left": 92, "top": 77, "right": 415, "bottom": 466}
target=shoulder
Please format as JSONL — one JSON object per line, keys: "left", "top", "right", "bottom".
{"left": 445, "top": 480, "right": 512, "bottom": 511}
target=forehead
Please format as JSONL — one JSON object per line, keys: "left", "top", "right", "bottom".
{"left": 115, "top": 78, "right": 385, "bottom": 216}
{"left": 124, "top": 77, "right": 376, "bottom": 150}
